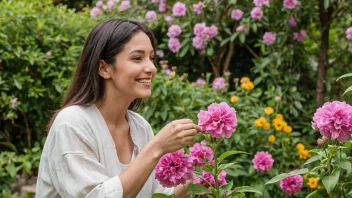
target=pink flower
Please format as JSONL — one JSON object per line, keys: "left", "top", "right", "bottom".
{"left": 317, "top": 138, "right": 324, "bottom": 146}
{"left": 288, "top": 16, "right": 297, "bottom": 27}
{"left": 193, "top": 2, "right": 203, "bottom": 14}
{"left": 231, "top": 9, "right": 243, "bottom": 20}
{"left": 96, "top": 0, "right": 103, "bottom": 7}
{"left": 119, "top": 1, "right": 131, "bottom": 10}
{"left": 146, "top": 11, "right": 157, "bottom": 20}
{"left": 167, "top": 25, "right": 182, "bottom": 37}
{"left": 346, "top": 27, "right": 352, "bottom": 40}
{"left": 204, "top": 25, "right": 218, "bottom": 38}
{"left": 283, "top": 0, "right": 298, "bottom": 9}
{"left": 212, "top": 77, "right": 226, "bottom": 90}
{"left": 263, "top": 32, "right": 276, "bottom": 46}
{"left": 172, "top": 2, "right": 187, "bottom": 16}
{"left": 293, "top": 30, "right": 306, "bottom": 41}
{"left": 280, "top": 171, "right": 303, "bottom": 195}
{"left": 312, "top": 101, "right": 352, "bottom": 142}
{"left": 193, "top": 170, "right": 227, "bottom": 188}
{"left": 254, "top": 0, "right": 270, "bottom": 7}
{"left": 155, "top": 150, "right": 194, "bottom": 188}
{"left": 250, "top": 7, "right": 263, "bottom": 20}
{"left": 156, "top": 50, "right": 164, "bottom": 58}
{"left": 193, "top": 23, "right": 206, "bottom": 36}
{"left": 152, "top": 0, "right": 160, "bottom": 3}
{"left": 275, "top": 96, "right": 282, "bottom": 101}
{"left": 224, "top": 71, "right": 231, "bottom": 76}
{"left": 236, "top": 25, "right": 247, "bottom": 33}
{"left": 189, "top": 142, "right": 214, "bottom": 166}
{"left": 90, "top": 7, "right": 102, "bottom": 17}
{"left": 195, "top": 78, "right": 206, "bottom": 86}
{"left": 252, "top": 151, "right": 274, "bottom": 172}
{"left": 165, "top": 16, "right": 174, "bottom": 22}
{"left": 168, "top": 37, "right": 180, "bottom": 53}
{"left": 106, "top": 0, "right": 114, "bottom": 11}
{"left": 197, "top": 102, "right": 237, "bottom": 138}
{"left": 159, "top": 3, "right": 167, "bottom": 12}
{"left": 10, "top": 98, "right": 18, "bottom": 108}
{"left": 192, "top": 36, "right": 205, "bottom": 50}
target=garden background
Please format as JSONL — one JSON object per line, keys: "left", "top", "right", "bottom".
{"left": 0, "top": 0, "right": 351, "bottom": 197}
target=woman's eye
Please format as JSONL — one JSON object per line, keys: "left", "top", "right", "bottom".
{"left": 132, "top": 56, "right": 142, "bottom": 60}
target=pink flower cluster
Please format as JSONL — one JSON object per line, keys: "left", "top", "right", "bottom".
{"left": 10, "top": 98, "right": 18, "bottom": 108}
{"left": 189, "top": 141, "right": 214, "bottom": 166}
{"left": 251, "top": 7, "right": 263, "bottom": 20}
{"left": 155, "top": 150, "right": 194, "bottom": 188}
{"left": 346, "top": 27, "right": 352, "bottom": 40}
{"left": 90, "top": 7, "right": 102, "bottom": 17}
{"left": 192, "top": 23, "right": 218, "bottom": 51}
{"left": 156, "top": 50, "right": 164, "bottom": 58}
{"left": 172, "top": 2, "right": 187, "bottom": 16}
{"left": 293, "top": 30, "right": 306, "bottom": 41}
{"left": 193, "top": 170, "right": 227, "bottom": 188}
{"left": 312, "top": 101, "right": 352, "bottom": 142}
{"left": 193, "top": 2, "right": 204, "bottom": 14}
{"left": 283, "top": 0, "right": 298, "bottom": 9}
{"left": 165, "top": 16, "right": 174, "bottom": 22}
{"left": 119, "top": 1, "right": 131, "bottom": 11}
{"left": 212, "top": 77, "right": 226, "bottom": 90}
{"left": 195, "top": 78, "right": 206, "bottom": 86}
{"left": 236, "top": 25, "right": 247, "bottom": 33}
{"left": 167, "top": 25, "right": 182, "bottom": 37}
{"left": 146, "top": 11, "right": 157, "bottom": 20}
{"left": 280, "top": 172, "right": 303, "bottom": 195}
{"left": 288, "top": 16, "right": 297, "bottom": 27}
{"left": 253, "top": 0, "right": 270, "bottom": 7}
{"left": 198, "top": 102, "right": 237, "bottom": 138}
{"left": 231, "top": 9, "right": 243, "bottom": 20}
{"left": 263, "top": 32, "right": 276, "bottom": 46}
{"left": 252, "top": 151, "right": 274, "bottom": 172}
{"left": 168, "top": 37, "right": 180, "bottom": 53}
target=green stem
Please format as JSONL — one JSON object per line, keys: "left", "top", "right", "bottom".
{"left": 214, "top": 143, "right": 219, "bottom": 198}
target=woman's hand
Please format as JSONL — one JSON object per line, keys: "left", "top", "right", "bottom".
{"left": 152, "top": 119, "right": 201, "bottom": 156}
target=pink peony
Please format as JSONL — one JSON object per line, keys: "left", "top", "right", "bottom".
{"left": 193, "top": 2, "right": 203, "bottom": 14}
{"left": 312, "top": 101, "right": 352, "bottom": 142}
{"left": 231, "top": 9, "right": 244, "bottom": 20}
{"left": 280, "top": 171, "right": 303, "bottom": 195}
{"left": 283, "top": 0, "right": 298, "bottom": 9}
{"left": 346, "top": 27, "right": 352, "bottom": 40}
{"left": 212, "top": 77, "right": 226, "bottom": 90}
{"left": 119, "top": 1, "right": 131, "bottom": 10}
{"left": 168, "top": 37, "right": 180, "bottom": 53}
{"left": 288, "top": 16, "right": 297, "bottom": 27}
{"left": 165, "top": 16, "right": 174, "bottom": 22}
{"left": 146, "top": 11, "right": 157, "bottom": 20}
{"left": 254, "top": 0, "right": 270, "bottom": 7}
{"left": 236, "top": 25, "right": 247, "bottom": 33}
{"left": 193, "top": 170, "right": 227, "bottom": 188}
{"left": 263, "top": 32, "right": 276, "bottom": 46}
{"left": 317, "top": 138, "right": 324, "bottom": 146}
{"left": 250, "top": 7, "right": 263, "bottom": 20}
{"left": 155, "top": 150, "right": 194, "bottom": 188}
{"left": 192, "top": 36, "right": 205, "bottom": 50}
{"left": 107, "top": 0, "right": 114, "bottom": 10}
{"left": 95, "top": 0, "right": 103, "bottom": 7}
{"left": 167, "top": 25, "right": 182, "bottom": 37}
{"left": 156, "top": 50, "right": 164, "bottom": 58}
{"left": 194, "top": 23, "right": 206, "bottom": 36}
{"left": 197, "top": 102, "right": 237, "bottom": 138}
{"left": 152, "top": 0, "right": 160, "bottom": 3}
{"left": 189, "top": 142, "right": 214, "bottom": 166}
{"left": 159, "top": 3, "right": 167, "bottom": 12}
{"left": 172, "top": 2, "right": 187, "bottom": 16}
{"left": 10, "top": 97, "right": 18, "bottom": 108}
{"left": 195, "top": 78, "right": 206, "bottom": 86}
{"left": 293, "top": 30, "right": 306, "bottom": 41}
{"left": 252, "top": 151, "right": 274, "bottom": 172}
{"left": 204, "top": 25, "right": 218, "bottom": 38}
{"left": 90, "top": 7, "right": 102, "bottom": 17}
{"left": 224, "top": 71, "right": 231, "bottom": 76}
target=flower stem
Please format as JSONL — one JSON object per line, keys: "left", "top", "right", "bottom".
{"left": 214, "top": 143, "right": 219, "bottom": 198}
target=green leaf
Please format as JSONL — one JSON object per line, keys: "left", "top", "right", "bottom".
{"left": 294, "top": 101, "right": 303, "bottom": 110}
{"left": 151, "top": 193, "right": 175, "bottom": 198}
{"left": 234, "top": 186, "right": 262, "bottom": 195}
{"left": 220, "top": 37, "right": 231, "bottom": 46}
{"left": 218, "top": 162, "right": 235, "bottom": 171}
{"left": 306, "top": 190, "right": 317, "bottom": 198}
{"left": 336, "top": 73, "right": 352, "bottom": 81}
{"left": 265, "top": 168, "right": 309, "bottom": 185}
{"left": 239, "top": 33, "right": 245, "bottom": 44}
{"left": 186, "top": 184, "right": 212, "bottom": 195}
{"left": 220, "top": 181, "right": 233, "bottom": 196}
{"left": 343, "top": 86, "right": 352, "bottom": 96}
{"left": 5, "top": 163, "right": 17, "bottom": 178}
{"left": 322, "top": 169, "right": 340, "bottom": 193}
{"left": 218, "top": 150, "right": 249, "bottom": 164}
{"left": 324, "top": 0, "right": 329, "bottom": 9}
{"left": 335, "top": 160, "right": 351, "bottom": 172}
{"left": 14, "top": 79, "right": 22, "bottom": 90}
{"left": 304, "top": 155, "right": 320, "bottom": 165}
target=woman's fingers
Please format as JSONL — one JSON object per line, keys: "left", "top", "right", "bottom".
{"left": 180, "top": 129, "right": 197, "bottom": 137}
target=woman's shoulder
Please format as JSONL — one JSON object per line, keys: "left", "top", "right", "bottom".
{"left": 53, "top": 105, "right": 94, "bottom": 128}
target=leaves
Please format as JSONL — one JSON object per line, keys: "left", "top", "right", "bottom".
{"left": 218, "top": 150, "right": 249, "bottom": 164}
{"left": 304, "top": 155, "right": 320, "bottom": 165}
{"left": 233, "top": 186, "right": 262, "bottom": 195}
{"left": 151, "top": 193, "right": 175, "bottom": 198}
{"left": 186, "top": 184, "right": 212, "bottom": 195}
{"left": 322, "top": 169, "right": 340, "bottom": 193}
{"left": 335, "top": 160, "right": 351, "bottom": 172}
{"left": 265, "top": 168, "right": 309, "bottom": 185}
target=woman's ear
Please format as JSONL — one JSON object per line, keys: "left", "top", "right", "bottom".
{"left": 98, "top": 60, "right": 111, "bottom": 79}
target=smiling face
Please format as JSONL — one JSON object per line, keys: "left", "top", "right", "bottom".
{"left": 105, "top": 31, "right": 157, "bottom": 100}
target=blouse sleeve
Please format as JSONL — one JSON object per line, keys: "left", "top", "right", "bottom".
{"left": 47, "top": 124, "right": 124, "bottom": 198}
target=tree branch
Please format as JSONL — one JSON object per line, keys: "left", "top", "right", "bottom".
{"left": 244, "top": 44, "right": 259, "bottom": 59}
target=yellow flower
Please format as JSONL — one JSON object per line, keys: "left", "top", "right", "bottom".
{"left": 230, "top": 96, "right": 238, "bottom": 103}
{"left": 275, "top": 114, "right": 283, "bottom": 120}
{"left": 241, "top": 81, "right": 254, "bottom": 91}
{"left": 170, "top": 71, "right": 176, "bottom": 78}
{"left": 296, "top": 143, "right": 305, "bottom": 151}
{"left": 298, "top": 149, "right": 311, "bottom": 159}
{"left": 264, "top": 107, "right": 274, "bottom": 115}
{"left": 283, "top": 126, "right": 292, "bottom": 134}
{"left": 307, "top": 177, "right": 320, "bottom": 189}
{"left": 254, "top": 117, "right": 267, "bottom": 127}
{"left": 303, "top": 174, "right": 308, "bottom": 179}
{"left": 273, "top": 120, "right": 285, "bottom": 131}
{"left": 268, "top": 135, "right": 275, "bottom": 143}
{"left": 263, "top": 122, "right": 271, "bottom": 130}
{"left": 240, "top": 77, "right": 250, "bottom": 83}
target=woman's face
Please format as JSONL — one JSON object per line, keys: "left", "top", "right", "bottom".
{"left": 108, "top": 31, "right": 157, "bottom": 100}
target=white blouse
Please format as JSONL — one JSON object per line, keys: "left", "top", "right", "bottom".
{"left": 36, "top": 104, "right": 173, "bottom": 198}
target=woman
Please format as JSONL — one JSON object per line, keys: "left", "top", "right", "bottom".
{"left": 36, "top": 19, "right": 200, "bottom": 198}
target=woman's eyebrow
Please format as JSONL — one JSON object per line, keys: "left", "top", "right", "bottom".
{"left": 128, "top": 49, "right": 154, "bottom": 55}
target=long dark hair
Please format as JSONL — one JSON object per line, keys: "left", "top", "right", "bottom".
{"left": 47, "top": 19, "right": 157, "bottom": 130}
